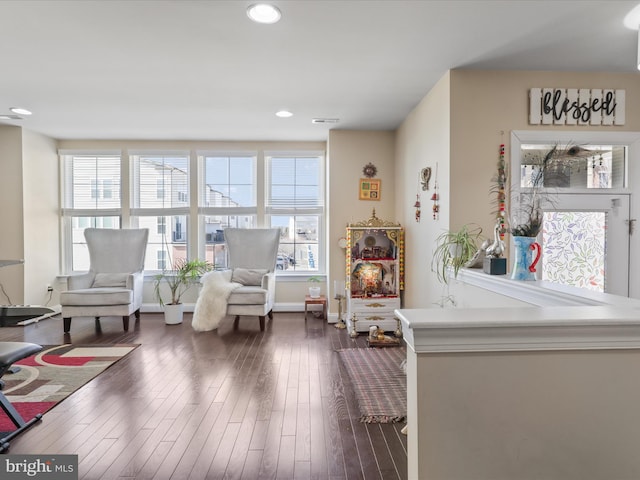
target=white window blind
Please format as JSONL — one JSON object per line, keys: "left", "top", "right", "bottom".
{"left": 60, "top": 152, "right": 123, "bottom": 271}
{"left": 266, "top": 155, "right": 323, "bottom": 211}
{"left": 265, "top": 153, "right": 324, "bottom": 272}
{"left": 62, "top": 154, "right": 121, "bottom": 211}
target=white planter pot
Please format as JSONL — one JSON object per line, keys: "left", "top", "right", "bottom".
{"left": 308, "top": 286, "right": 321, "bottom": 298}
{"left": 164, "top": 303, "right": 184, "bottom": 325}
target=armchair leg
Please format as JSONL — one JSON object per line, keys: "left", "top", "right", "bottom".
{"left": 134, "top": 309, "right": 141, "bottom": 320}
{"left": 63, "top": 318, "right": 71, "bottom": 333}
{"left": 123, "top": 315, "right": 130, "bottom": 331}
{"left": 268, "top": 310, "right": 273, "bottom": 320}
{"left": 259, "top": 316, "right": 265, "bottom": 331}
{"left": 234, "top": 316, "right": 240, "bottom": 329}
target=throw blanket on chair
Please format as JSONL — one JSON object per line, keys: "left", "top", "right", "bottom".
{"left": 192, "top": 270, "right": 241, "bottom": 332}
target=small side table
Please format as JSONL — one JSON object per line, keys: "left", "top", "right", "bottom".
{"left": 304, "top": 295, "right": 327, "bottom": 320}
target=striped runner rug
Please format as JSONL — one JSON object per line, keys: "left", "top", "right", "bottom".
{"left": 337, "top": 346, "right": 406, "bottom": 423}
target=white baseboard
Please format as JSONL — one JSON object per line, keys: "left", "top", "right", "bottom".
{"left": 141, "top": 301, "right": 338, "bottom": 323}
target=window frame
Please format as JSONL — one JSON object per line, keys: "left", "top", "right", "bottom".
{"left": 60, "top": 150, "right": 123, "bottom": 273}
{"left": 60, "top": 148, "right": 326, "bottom": 276}
{"left": 129, "top": 151, "right": 191, "bottom": 274}
{"left": 265, "top": 151, "right": 326, "bottom": 275}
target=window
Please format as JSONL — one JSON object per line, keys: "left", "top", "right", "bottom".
{"left": 90, "top": 179, "right": 99, "bottom": 199}
{"left": 60, "top": 148, "right": 325, "bottom": 275}
{"left": 103, "top": 179, "right": 113, "bottom": 199}
{"left": 519, "top": 143, "right": 626, "bottom": 189}
{"left": 157, "top": 250, "right": 167, "bottom": 271}
{"left": 199, "top": 154, "right": 257, "bottom": 268}
{"left": 201, "top": 155, "right": 255, "bottom": 208}
{"left": 157, "top": 216, "right": 166, "bottom": 235}
{"left": 131, "top": 153, "right": 190, "bottom": 272}
{"left": 511, "top": 131, "right": 640, "bottom": 297}
{"left": 266, "top": 154, "right": 324, "bottom": 272}
{"left": 61, "top": 152, "right": 122, "bottom": 271}
{"left": 156, "top": 178, "right": 165, "bottom": 200}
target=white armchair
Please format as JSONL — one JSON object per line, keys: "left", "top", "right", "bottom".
{"left": 224, "top": 228, "right": 280, "bottom": 331}
{"left": 60, "top": 228, "right": 149, "bottom": 333}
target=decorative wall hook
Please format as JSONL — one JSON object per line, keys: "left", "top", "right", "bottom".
{"left": 420, "top": 167, "right": 432, "bottom": 190}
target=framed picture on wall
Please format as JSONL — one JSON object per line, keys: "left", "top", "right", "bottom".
{"left": 359, "top": 178, "right": 381, "bottom": 200}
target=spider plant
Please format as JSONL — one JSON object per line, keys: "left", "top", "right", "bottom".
{"left": 431, "top": 224, "right": 483, "bottom": 284}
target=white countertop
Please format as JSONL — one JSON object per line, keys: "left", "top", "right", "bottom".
{"left": 456, "top": 267, "right": 640, "bottom": 307}
{"left": 395, "top": 304, "right": 640, "bottom": 353}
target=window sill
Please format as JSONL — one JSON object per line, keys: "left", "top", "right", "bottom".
{"left": 455, "top": 267, "right": 639, "bottom": 308}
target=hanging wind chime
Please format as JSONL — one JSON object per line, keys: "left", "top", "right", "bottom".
{"left": 496, "top": 144, "right": 507, "bottom": 238}
{"left": 431, "top": 163, "right": 440, "bottom": 220}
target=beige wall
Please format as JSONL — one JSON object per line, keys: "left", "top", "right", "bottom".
{"left": 395, "top": 72, "right": 451, "bottom": 308}
{"left": 412, "top": 348, "right": 640, "bottom": 479}
{"left": 327, "top": 130, "right": 396, "bottom": 314}
{"left": 22, "top": 129, "right": 60, "bottom": 304}
{"left": 395, "top": 70, "right": 640, "bottom": 307}
{"left": 449, "top": 69, "right": 640, "bottom": 233}
{"left": 0, "top": 126, "right": 59, "bottom": 305}
{"left": 0, "top": 126, "right": 26, "bottom": 303}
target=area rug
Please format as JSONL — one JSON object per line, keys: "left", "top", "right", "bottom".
{"left": 0, "top": 344, "right": 139, "bottom": 433}
{"left": 337, "top": 347, "right": 406, "bottom": 423}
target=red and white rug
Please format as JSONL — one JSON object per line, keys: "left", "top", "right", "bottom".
{"left": 0, "top": 344, "right": 138, "bottom": 432}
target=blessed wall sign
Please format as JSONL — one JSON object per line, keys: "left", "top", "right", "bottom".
{"left": 529, "top": 88, "right": 625, "bottom": 126}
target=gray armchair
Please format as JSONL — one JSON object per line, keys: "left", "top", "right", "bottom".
{"left": 60, "top": 228, "right": 149, "bottom": 333}
{"left": 224, "top": 228, "right": 280, "bottom": 331}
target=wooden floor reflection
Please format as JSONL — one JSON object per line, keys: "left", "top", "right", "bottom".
{"left": 0, "top": 311, "right": 407, "bottom": 479}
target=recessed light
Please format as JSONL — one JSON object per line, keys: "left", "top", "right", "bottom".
{"left": 247, "top": 4, "right": 281, "bottom": 24}
{"left": 0, "top": 114, "right": 23, "bottom": 120}
{"left": 275, "top": 110, "right": 293, "bottom": 118}
{"left": 10, "top": 107, "right": 32, "bottom": 116}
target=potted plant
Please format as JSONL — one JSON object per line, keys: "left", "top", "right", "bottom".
{"left": 307, "top": 275, "right": 322, "bottom": 298}
{"left": 431, "top": 224, "right": 483, "bottom": 285}
{"left": 154, "top": 258, "right": 213, "bottom": 324}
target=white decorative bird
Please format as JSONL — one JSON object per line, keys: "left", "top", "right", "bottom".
{"left": 485, "top": 222, "right": 505, "bottom": 258}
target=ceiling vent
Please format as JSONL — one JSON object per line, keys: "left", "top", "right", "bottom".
{"left": 312, "top": 118, "right": 339, "bottom": 124}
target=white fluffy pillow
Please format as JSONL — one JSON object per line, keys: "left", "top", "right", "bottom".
{"left": 92, "top": 273, "right": 129, "bottom": 288}
{"left": 231, "top": 268, "right": 268, "bottom": 286}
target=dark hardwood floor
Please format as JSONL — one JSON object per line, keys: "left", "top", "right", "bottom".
{"left": 0, "top": 312, "right": 407, "bottom": 479}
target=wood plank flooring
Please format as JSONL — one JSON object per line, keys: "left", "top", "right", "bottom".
{"left": 0, "top": 312, "right": 407, "bottom": 479}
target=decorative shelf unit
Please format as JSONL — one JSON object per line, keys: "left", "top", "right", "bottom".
{"left": 345, "top": 210, "right": 404, "bottom": 337}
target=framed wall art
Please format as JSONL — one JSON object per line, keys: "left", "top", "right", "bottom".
{"left": 359, "top": 178, "right": 381, "bottom": 201}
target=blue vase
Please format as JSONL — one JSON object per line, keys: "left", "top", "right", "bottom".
{"left": 511, "top": 236, "right": 541, "bottom": 281}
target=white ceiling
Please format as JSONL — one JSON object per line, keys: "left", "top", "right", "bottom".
{"left": 0, "top": 0, "right": 638, "bottom": 142}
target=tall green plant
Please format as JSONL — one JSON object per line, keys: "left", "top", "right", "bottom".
{"left": 153, "top": 258, "right": 213, "bottom": 306}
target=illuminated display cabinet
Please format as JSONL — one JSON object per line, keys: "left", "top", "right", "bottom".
{"left": 345, "top": 210, "right": 404, "bottom": 336}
